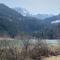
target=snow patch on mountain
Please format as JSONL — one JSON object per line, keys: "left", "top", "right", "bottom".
{"left": 15, "top": 7, "right": 30, "bottom": 16}
{"left": 51, "top": 20, "right": 60, "bottom": 24}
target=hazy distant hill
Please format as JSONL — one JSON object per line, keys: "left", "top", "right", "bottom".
{"left": 32, "top": 14, "right": 53, "bottom": 19}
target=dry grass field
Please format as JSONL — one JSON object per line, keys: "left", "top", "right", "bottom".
{"left": 42, "top": 44, "right": 60, "bottom": 60}
{"left": 42, "top": 55, "right": 60, "bottom": 60}
{"left": 0, "top": 39, "right": 60, "bottom": 60}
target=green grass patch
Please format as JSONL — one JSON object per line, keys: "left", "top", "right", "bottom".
{"left": 0, "top": 40, "right": 23, "bottom": 47}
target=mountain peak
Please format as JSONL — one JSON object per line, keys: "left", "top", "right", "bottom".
{"left": 14, "top": 7, "right": 32, "bottom": 16}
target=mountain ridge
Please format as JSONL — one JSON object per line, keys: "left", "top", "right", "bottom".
{"left": 0, "top": 4, "right": 60, "bottom": 39}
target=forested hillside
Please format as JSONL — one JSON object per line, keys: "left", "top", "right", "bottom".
{"left": 0, "top": 4, "right": 60, "bottom": 39}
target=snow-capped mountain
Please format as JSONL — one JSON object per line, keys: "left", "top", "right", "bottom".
{"left": 0, "top": 4, "right": 60, "bottom": 39}
{"left": 14, "top": 7, "right": 31, "bottom": 16}
{"left": 14, "top": 7, "right": 53, "bottom": 19}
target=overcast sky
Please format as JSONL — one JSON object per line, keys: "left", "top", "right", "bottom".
{"left": 0, "top": 0, "right": 60, "bottom": 14}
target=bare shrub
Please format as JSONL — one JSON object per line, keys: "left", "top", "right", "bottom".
{"left": 24, "top": 40, "right": 49, "bottom": 60}
{"left": 48, "top": 44, "right": 60, "bottom": 56}
{"left": 0, "top": 47, "right": 22, "bottom": 60}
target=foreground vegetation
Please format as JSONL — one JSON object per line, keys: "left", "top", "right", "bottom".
{"left": 0, "top": 40, "right": 60, "bottom": 60}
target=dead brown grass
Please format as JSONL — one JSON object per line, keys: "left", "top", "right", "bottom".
{"left": 42, "top": 55, "right": 60, "bottom": 60}
{"left": 42, "top": 44, "right": 60, "bottom": 60}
